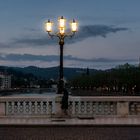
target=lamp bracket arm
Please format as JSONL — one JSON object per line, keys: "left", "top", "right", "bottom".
{"left": 65, "top": 32, "right": 76, "bottom": 38}
{"left": 47, "top": 32, "right": 59, "bottom": 38}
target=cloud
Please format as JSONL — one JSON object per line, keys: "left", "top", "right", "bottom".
{"left": 0, "top": 53, "right": 135, "bottom": 63}
{"left": 78, "top": 25, "right": 127, "bottom": 38}
{"left": 12, "top": 25, "right": 128, "bottom": 46}
{"left": 0, "top": 53, "right": 137, "bottom": 69}
{"left": 0, "top": 42, "right": 11, "bottom": 48}
{"left": 69, "top": 25, "right": 128, "bottom": 43}
{"left": 0, "top": 54, "right": 58, "bottom": 62}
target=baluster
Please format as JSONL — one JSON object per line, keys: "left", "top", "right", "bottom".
{"left": 17, "top": 101, "right": 20, "bottom": 115}
{"left": 37, "top": 101, "right": 41, "bottom": 114}
{"left": 80, "top": 101, "right": 84, "bottom": 114}
{"left": 105, "top": 102, "right": 109, "bottom": 115}
{"left": 110, "top": 102, "right": 112, "bottom": 115}
{"left": 84, "top": 101, "right": 87, "bottom": 114}
{"left": 89, "top": 102, "right": 92, "bottom": 115}
{"left": 112, "top": 102, "right": 116, "bottom": 115}
{"left": 24, "top": 101, "right": 27, "bottom": 115}
{"left": 31, "top": 101, "right": 35, "bottom": 115}
{"left": 43, "top": 101, "right": 47, "bottom": 114}
{"left": 29, "top": 101, "right": 32, "bottom": 115}
{"left": 98, "top": 102, "right": 101, "bottom": 115}
{"left": 37, "top": 101, "right": 39, "bottom": 114}
{"left": 19, "top": 101, "right": 24, "bottom": 115}
{"left": 110, "top": 102, "right": 114, "bottom": 115}
{"left": 95, "top": 102, "right": 99, "bottom": 115}
{"left": 78, "top": 101, "right": 81, "bottom": 115}
{"left": 86, "top": 101, "right": 89, "bottom": 115}
{"left": 25, "top": 101, "right": 28, "bottom": 115}
{"left": 104, "top": 102, "right": 107, "bottom": 115}
{"left": 101, "top": 102, "right": 104, "bottom": 115}
{"left": 46, "top": 101, "right": 49, "bottom": 115}
{"left": 114, "top": 102, "right": 117, "bottom": 115}
{"left": 11, "top": 101, "right": 15, "bottom": 115}
{"left": 68, "top": 101, "right": 72, "bottom": 114}
{"left": 102, "top": 102, "right": 105, "bottom": 115}
{"left": 51, "top": 100, "right": 55, "bottom": 115}
{"left": 40, "top": 101, "right": 43, "bottom": 114}
{"left": 98, "top": 102, "right": 100, "bottom": 115}
{"left": 107, "top": 102, "right": 111, "bottom": 115}
{"left": 92, "top": 102, "right": 95, "bottom": 115}
{"left": 74, "top": 101, "right": 78, "bottom": 115}
{"left": 34, "top": 101, "right": 37, "bottom": 114}
{"left": 130, "top": 102, "right": 135, "bottom": 115}
{"left": 48, "top": 101, "right": 52, "bottom": 115}
{"left": 13, "top": 102, "right": 17, "bottom": 115}
{"left": 72, "top": 101, "right": 75, "bottom": 116}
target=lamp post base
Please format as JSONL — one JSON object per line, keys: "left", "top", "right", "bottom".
{"left": 55, "top": 95, "right": 70, "bottom": 118}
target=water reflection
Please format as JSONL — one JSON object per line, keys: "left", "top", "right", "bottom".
{"left": 0, "top": 88, "right": 57, "bottom": 97}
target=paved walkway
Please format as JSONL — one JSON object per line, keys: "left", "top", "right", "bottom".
{"left": 1, "top": 117, "right": 140, "bottom": 140}
{"left": 0, "top": 116, "right": 140, "bottom": 125}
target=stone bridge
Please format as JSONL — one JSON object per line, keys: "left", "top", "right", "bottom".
{"left": 0, "top": 95, "right": 140, "bottom": 139}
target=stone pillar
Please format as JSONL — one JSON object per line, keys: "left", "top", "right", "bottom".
{"left": 0, "top": 102, "right": 5, "bottom": 116}
{"left": 55, "top": 95, "right": 63, "bottom": 117}
{"left": 117, "top": 101, "right": 129, "bottom": 117}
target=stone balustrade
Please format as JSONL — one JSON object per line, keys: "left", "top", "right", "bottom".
{"left": 0, "top": 96, "right": 56, "bottom": 117}
{"left": 0, "top": 95, "right": 140, "bottom": 117}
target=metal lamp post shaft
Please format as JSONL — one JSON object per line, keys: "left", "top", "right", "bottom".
{"left": 58, "top": 37, "right": 64, "bottom": 94}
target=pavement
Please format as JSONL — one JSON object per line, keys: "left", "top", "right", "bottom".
{"left": 1, "top": 116, "right": 140, "bottom": 140}
{"left": 0, "top": 116, "right": 140, "bottom": 126}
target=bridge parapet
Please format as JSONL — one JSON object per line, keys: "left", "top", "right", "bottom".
{"left": 0, "top": 96, "right": 140, "bottom": 118}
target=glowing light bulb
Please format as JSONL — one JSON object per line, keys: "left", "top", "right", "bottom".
{"left": 45, "top": 19, "right": 53, "bottom": 32}
{"left": 59, "top": 16, "right": 66, "bottom": 28}
{"left": 71, "top": 19, "right": 78, "bottom": 32}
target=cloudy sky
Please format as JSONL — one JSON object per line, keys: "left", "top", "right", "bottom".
{"left": 0, "top": 0, "right": 140, "bottom": 69}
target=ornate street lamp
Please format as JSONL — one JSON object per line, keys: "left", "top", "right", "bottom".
{"left": 45, "top": 16, "right": 78, "bottom": 95}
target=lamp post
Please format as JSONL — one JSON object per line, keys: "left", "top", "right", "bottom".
{"left": 45, "top": 16, "right": 78, "bottom": 95}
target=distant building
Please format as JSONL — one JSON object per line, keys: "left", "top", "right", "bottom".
{"left": 0, "top": 73, "right": 11, "bottom": 89}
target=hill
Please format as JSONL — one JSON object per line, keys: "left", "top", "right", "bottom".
{"left": 0, "top": 66, "right": 97, "bottom": 80}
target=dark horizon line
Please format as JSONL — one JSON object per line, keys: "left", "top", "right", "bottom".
{"left": 0, "top": 63, "right": 139, "bottom": 71}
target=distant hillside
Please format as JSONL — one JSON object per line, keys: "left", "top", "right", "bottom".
{"left": 0, "top": 66, "right": 97, "bottom": 80}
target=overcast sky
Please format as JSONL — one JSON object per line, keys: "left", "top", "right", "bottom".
{"left": 0, "top": 0, "right": 140, "bottom": 69}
